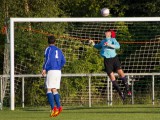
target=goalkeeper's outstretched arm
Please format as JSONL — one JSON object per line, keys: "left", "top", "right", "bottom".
{"left": 89, "top": 40, "right": 102, "bottom": 49}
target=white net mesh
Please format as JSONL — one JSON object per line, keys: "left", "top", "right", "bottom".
{"left": 1, "top": 19, "right": 160, "bottom": 108}
{"left": 10, "top": 21, "right": 160, "bottom": 74}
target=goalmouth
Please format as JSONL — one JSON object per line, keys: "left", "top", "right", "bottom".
{"left": 10, "top": 17, "right": 160, "bottom": 110}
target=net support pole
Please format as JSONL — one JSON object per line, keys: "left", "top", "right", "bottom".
{"left": 0, "top": 77, "right": 2, "bottom": 110}
{"left": 131, "top": 78, "right": 134, "bottom": 104}
{"left": 10, "top": 18, "right": 15, "bottom": 110}
{"left": 88, "top": 75, "right": 91, "bottom": 107}
{"left": 110, "top": 81, "right": 112, "bottom": 106}
{"left": 22, "top": 77, "right": 24, "bottom": 108}
{"left": 107, "top": 77, "right": 110, "bottom": 106}
{"left": 152, "top": 75, "right": 155, "bottom": 105}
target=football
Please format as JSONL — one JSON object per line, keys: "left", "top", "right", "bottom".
{"left": 101, "top": 8, "right": 110, "bottom": 17}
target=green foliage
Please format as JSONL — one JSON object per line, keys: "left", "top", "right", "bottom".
{"left": 0, "top": 34, "right": 5, "bottom": 74}
{"left": 25, "top": 78, "right": 46, "bottom": 106}
{"left": 65, "top": 47, "right": 103, "bottom": 73}
{"left": 124, "top": 0, "right": 160, "bottom": 17}
{"left": 14, "top": 30, "right": 44, "bottom": 74}
{"left": 60, "top": 77, "right": 89, "bottom": 105}
{"left": 28, "top": 0, "right": 65, "bottom": 17}
{"left": 58, "top": 0, "right": 128, "bottom": 17}
{"left": 0, "top": 0, "right": 160, "bottom": 107}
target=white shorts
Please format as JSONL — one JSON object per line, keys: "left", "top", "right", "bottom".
{"left": 45, "top": 70, "right": 61, "bottom": 89}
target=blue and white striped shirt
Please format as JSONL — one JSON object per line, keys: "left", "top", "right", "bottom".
{"left": 94, "top": 38, "right": 120, "bottom": 58}
{"left": 43, "top": 45, "right": 66, "bottom": 72}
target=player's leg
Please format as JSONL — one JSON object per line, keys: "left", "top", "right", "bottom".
{"left": 45, "top": 73, "right": 54, "bottom": 111}
{"left": 113, "top": 56, "right": 131, "bottom": 96}
{"left": 46, "top": 70, "right": 62, "bottom": 117}
{"left": 108, "top": 72, "right": 125, "bottom": 101}
{"left": 52, "top": 88, "right": 61, "bottom": 109}
{"left": 117, "top": 69, "right": 131, "bottom": 96}
{"left": 52, "top": 88, "right": 60, "bottom": 117}
{"left": 104, "top": 58, "right": 125, "bottom": 100}
{"left": 46, "top": 88, "right": 54, "bottom": 110}
{"left": 51, "top": 70, "right": 62, "bottom": 117}
{"left": 52, "top": 88, "right": 62, "bottom": 117}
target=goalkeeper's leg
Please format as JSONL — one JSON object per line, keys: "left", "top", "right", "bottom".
{"left": 120, "top": 76, "right": 131, "bottom": 96}
{"left": 112, "top": 80, "right": 125, "bottom": 101}
{"left": 117, "top": 69, "right": 131, "bottom": 96}
{"left": 109, "top": 72, "right": 125, "bottom": 101}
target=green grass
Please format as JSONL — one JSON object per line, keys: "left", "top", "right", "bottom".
{"left": 0, "top": 105, "right": 160, "bottom": 120}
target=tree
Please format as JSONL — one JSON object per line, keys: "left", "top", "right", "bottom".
{"left": 0, "top": 0, "right": 67, "bottom": 106}
{"left": 58, "top": 0, "right": 127, "bottom": 17}
{"left": 124, "top": 0, "right": 160, "bottom": 17}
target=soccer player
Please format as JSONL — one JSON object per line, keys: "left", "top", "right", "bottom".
{"left": 42, "top": 35, "right": 66, "bottom": 117}
{"left": 89, "top": 30, "right": 131, "bottom": 101}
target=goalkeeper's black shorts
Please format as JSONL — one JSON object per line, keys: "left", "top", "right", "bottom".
{"left": 104, "top": 56, "right": 122, "bottom": 75}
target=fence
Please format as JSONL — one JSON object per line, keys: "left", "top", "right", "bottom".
{"left": 0, "top": 73, "right": 160, "bottom": 110}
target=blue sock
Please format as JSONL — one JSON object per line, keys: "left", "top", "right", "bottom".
{"left": 47, "top": 92, "right": 54, "bottom": 109}
{"left": 54, "top": 93, "right": 61, "bottom": 108}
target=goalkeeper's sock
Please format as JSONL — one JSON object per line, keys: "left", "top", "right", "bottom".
{"left": 112, "top": 80, "right": 125, "bottom": 100}
{"left": 53, "top": 92, "right": 61, "bottom": 108}
{"left": 47, "top": 92, "right": 54, "bottom": 109}
{"left": 120, "top": 76, "right": 130, "bottom": 92}
{"left": 112, "top": 80, "right": 122, "bottom": 95}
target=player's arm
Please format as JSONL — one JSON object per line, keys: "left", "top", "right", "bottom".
{"left": 89, "top": 40, "right": 102, "bottom": 49}
{"left": 94, "top": 43, "right": 102, "bottom": 49}
{"left": 42, "top": 69, "right": 46, "bottom": 77}
{"left": 42, "top": 47, "right": 50, "bottom": 76}
{"left": 42, "top": 58, "right": 47, "bottom": 76}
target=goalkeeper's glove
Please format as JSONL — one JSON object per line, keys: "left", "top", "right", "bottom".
{"left": 104, "top": 42, "right": 108, "bottom": 46}
{"left": 104, "top": 42, "right": 115, "bottom": 48}
{"left": 89, "top": 40, "right": 95, "bottom": 46}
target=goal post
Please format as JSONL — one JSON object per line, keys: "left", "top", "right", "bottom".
{"left": 9, "top": 17, "right": 160, "bottom": 110}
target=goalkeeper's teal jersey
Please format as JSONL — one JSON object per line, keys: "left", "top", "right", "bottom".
{"left": 94, "top": 38, "right": 120, "bottom": 58}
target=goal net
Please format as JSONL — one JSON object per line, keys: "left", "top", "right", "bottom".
{"left": 1, "top": 18, "right": 160, "bottom": 110}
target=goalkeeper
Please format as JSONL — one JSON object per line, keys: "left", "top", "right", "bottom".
{"left": 42, "top": 35, "right": 66, "bottom": 117}
{"left": 89, "top": 30, "right": 131, "bottom": 101}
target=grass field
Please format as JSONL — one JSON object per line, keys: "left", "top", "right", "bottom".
{"left": 0, "top": 105, "right": 160, "bottom": 120}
